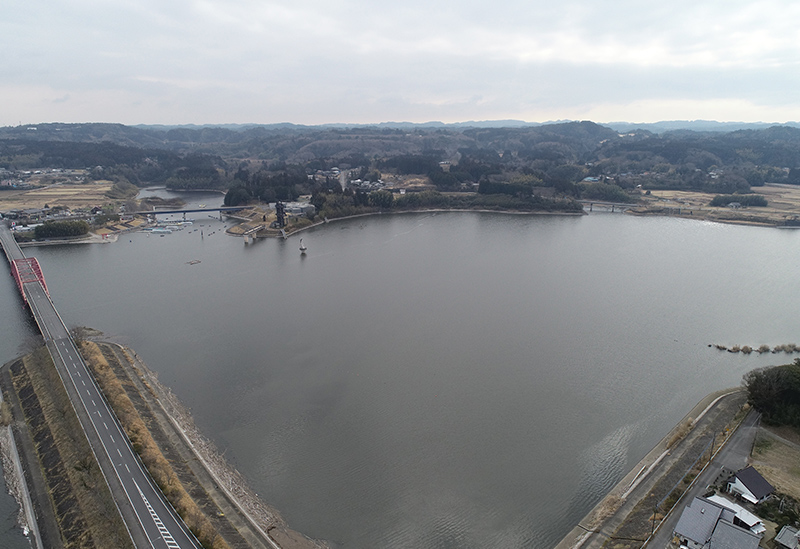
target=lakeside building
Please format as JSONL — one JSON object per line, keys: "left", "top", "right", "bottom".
{"left": 705, "top": 494, "right": 766, "bottom": 534}
{"left": 673, "top": 496, "right": 761, "bottom": 549}
{"left": 727, "top": 466, "right": 774, "bottom": 504}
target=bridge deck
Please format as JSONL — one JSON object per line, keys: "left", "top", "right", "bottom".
{"left": 129, "top": 207, "right": 245, "bottom": 215}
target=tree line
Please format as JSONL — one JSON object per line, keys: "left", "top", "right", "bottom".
{"left": 33, "top": 220, "right": 90, "bottom": 239}
{"left": 744, "top": 360, "right": 800, "bottom": 427}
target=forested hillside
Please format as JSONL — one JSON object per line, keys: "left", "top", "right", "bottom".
{"left": 3, "top": 121, "right": 800, "bottom": 201}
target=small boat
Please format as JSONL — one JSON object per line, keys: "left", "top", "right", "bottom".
{"left": 299, "top": 238, "right": 307, "bottom": 254}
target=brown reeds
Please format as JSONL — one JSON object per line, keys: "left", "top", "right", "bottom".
{"left": 78, "top": 341, "right": 230, "bottom": 549}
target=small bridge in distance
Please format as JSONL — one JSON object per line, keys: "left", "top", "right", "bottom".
{"left": 129, "top": 206, "right": 246, "bottom": 218}
{"left": 579, "top": 200, "right": 639, "bottom": 213}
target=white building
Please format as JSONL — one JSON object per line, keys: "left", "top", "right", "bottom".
{"left": 727, "top": 466, "right": 774, "bottom": 504}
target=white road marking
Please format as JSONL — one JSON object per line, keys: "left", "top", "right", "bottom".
{"left": 134, "top": 481, "right": 182, "bottom": 549}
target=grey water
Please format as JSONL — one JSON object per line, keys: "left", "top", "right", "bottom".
{"left": 1, "top": 192, "right": 799, "bottom": 548}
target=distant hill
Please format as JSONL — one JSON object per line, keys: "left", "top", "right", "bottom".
{"left": 0, "top": 121, "right": 618, "bottom": 161}
{"left": 3, "top": 120, "right": 800, "bottom": 195}
{"left": 607, "top": 120, "right": 800, "bottom": 134}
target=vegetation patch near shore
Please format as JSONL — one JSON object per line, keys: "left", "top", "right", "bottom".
{"left": 744, "top": 358, "right": 800, "bottom": 428}
{"left": 7, "top": 347, "right": 132, "bottom": 548}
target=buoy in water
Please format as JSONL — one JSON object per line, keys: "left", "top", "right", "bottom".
{"left": 299, "top": 238, "right": 307, "bottom": 254}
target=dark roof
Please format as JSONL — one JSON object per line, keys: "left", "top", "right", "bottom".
{"left": 710, "top": 519, "right": 760, "bottom": 549}
{"left": 735, "top": 466, "right": 774, "bottom": 499}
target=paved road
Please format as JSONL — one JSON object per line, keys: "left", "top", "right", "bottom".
{"left": 2, "top": 224, "right": 201, "bottom": 548}
{"left": 0, "top": 223, "right": 25, "bottom": 262}
{"left": 647, "top": 409, "right": 761, "bottom": 549}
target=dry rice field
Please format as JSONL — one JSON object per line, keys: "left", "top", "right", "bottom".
{"left": 0, "top": 182, "right": 113, "bottom": 211}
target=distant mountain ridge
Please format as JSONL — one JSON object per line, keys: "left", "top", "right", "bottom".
{"left": 4, "top": 119, "right": 800, "bottom": 196}
{"left": 4, "top": 120, "right": 800, "bottom": 143}
{"left": 129, "top": 120, "right": 800, "bottom": 133}
{"left": 606, "top": 120, "right": 800, "bottom": 134}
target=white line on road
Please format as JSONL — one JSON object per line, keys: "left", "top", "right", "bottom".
{"left": 134, "top": 480, "right": 182, "bottom": 549}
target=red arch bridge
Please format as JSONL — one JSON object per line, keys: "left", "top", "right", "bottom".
{"left": 10, "top": 257, "right": 49, "bottom": 306}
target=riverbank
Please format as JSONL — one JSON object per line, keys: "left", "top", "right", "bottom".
{"left": 87, "top": 340, "right": 326, "bottom": 549}
{"left": 227, "top": 206, "right": 586, "bottom": 240}
{"left": 629, "top": 184, "right": 800, "bottom": 228}
{"left": 0, "top": 348, "right": 133, "bottom": 548}
{"left": 17, "top": 232, "right": 119, "bottom": 247}
{"left": 554, "top": 388, "right": 745, "bottom": 549}
{"left": 0, "top": 340, "right": 327, "bottom": 549}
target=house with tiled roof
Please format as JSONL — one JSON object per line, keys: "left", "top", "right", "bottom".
{"left": 673, "top": 496, "right": 761, "bottom": 549}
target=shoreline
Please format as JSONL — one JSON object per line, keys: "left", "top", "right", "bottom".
{"left": 11, "top": 204, "right": 797, "bottom": 249}
{"left": 231, "top": 207, "right": 587, "bottom": 240}
{"left": 102, "top": 341, "right": 325, "bottom": 548}
{"left": 0, "top": 373, "right": 41, "bottom": 548}
{"left": 0, "top": 356, "right": 747, "bottom": 549}
{"left": 552, "top": 387, "right": 742, "bottom": 549}
{"left": 0, "top": 340, "right": 326, "bottom": 549}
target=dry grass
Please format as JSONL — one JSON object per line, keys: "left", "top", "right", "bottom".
{"left": 0, "top": 400, "right": 12, "bottom": 427}
{"left": 78, "top": 341, "right": 230, "bottom": 549}
{"left": 751, "top": 430, "right": 800, "bottom": 498}
{"left": 666, "top": 419, "right": 694, "bottom": 449}
{"left": 12, "top": 347, "right": 133, "bottom": 548}
{"left": 585, "top": 495, "right": 622, "bottom": 528}
{"left": 642, "top": 184, "right": 800, "bottom": 226}
{"left": 0, "top": 182, "right": 113, "bottom": 211}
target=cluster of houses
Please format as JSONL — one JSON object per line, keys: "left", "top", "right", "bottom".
{"left": 347, "top": 178, "right": 385, "bottom": 192}
{"left": 0, "top": 167, "right": 86, "bottom": 188}
{"left": 2, "top": 206, "right": 108, "bottom": 230}
{"left": 674, "top": 466, "right": 799, "bottom": 549}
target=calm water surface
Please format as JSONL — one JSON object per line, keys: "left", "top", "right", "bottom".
{"left": 1, "top": 194, "right": 799, "bottom": 548}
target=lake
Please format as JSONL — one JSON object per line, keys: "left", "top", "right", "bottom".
{"left": 1, "top": 193, "right": 797, "bottom": 548}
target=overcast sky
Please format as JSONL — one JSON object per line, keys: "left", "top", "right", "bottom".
{"left": 3, "top": 0, "right": 800, "bottom": 126}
